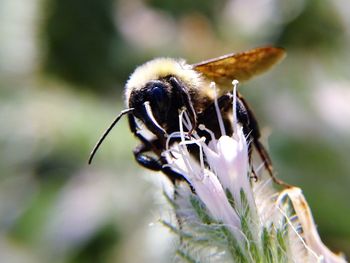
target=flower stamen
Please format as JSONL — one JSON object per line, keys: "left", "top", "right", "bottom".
{"left": 211, "top": 82, "right": 226, "bottom": 137}
{"left": 232, "top": 80, "right": 239, "bottom": 134}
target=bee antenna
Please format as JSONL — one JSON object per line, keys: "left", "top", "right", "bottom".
{"left": 88, "top": 108, "right": 134, "bottom": 164}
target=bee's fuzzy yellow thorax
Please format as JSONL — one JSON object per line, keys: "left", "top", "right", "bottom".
{"left": 124, "top": 58, "right": 202, "bottom": 104}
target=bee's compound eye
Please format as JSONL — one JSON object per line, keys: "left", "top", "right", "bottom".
{"left": 151, "top": 86, "right": 168, "bottom": 104}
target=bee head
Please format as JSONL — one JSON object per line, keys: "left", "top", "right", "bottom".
{"left": 129, "top": 76, "right": 197, "bottom": 138}
{"left": 130, "top": 80, "right": 171, "bottom": 124}
{"left": 125, "top": 58, "right": 201, "bottom": 138}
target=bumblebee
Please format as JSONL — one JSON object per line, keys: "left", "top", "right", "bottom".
{"left": 89, "top": 47, "right": 286, "bottom": 185}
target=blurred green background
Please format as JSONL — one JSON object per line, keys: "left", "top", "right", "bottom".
{"left": 1, "top": 0, "right": 349, "bottom": 262}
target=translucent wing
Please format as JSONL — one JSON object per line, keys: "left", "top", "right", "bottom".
{"left": 192, "top": 47, "right": 286, "bottom": 86}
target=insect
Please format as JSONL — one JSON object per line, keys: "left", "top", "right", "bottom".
{"left": 89, "top": 47, "right": 286, "bottom": 185}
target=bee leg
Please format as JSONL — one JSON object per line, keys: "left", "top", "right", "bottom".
{"left": 128, "top": 108, "right": 192, "bottom": 186}
{"left": 235, "top": 96, "right": 256, "bottom": 174}
{"left": 253, "top": 140, "right": 292, "bottom": 187}
{"left": 133, "top": 142, "right": 188, "bottom": 182}
{"left": 237, "top": 95, "right": 291, "bottom": 187}
{"left": 250, "top": 167, "right": 259, "bottom": 182}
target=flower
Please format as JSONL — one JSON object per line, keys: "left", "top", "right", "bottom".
{"left": 161, "top": 81, "right": 347, "bottom": 263}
